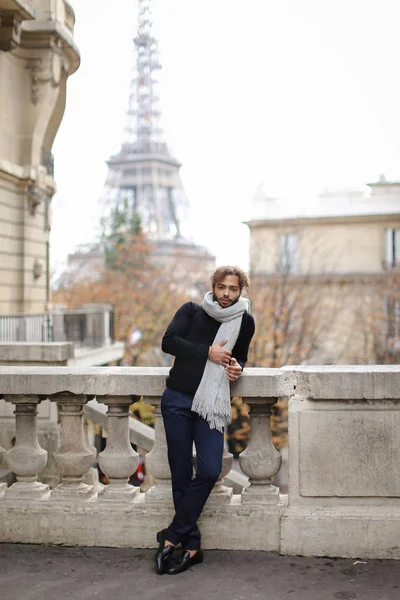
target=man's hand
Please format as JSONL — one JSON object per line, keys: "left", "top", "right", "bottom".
{"left": 225, "top": 357, "right": 242, "bottom": 382}
{"left": 209, "top": 339, "right": 232, "bottom": 367}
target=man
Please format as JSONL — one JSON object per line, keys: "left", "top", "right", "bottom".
{"left": 155, "top": 266, "right": 255, "bottom": 575}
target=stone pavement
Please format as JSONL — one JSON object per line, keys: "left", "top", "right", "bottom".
{"left": 1, "top": 544, "right": 399, "bottom": 600}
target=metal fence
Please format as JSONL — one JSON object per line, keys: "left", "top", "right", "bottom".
{"left": 0, "top": 309, "right": 115, "bottom": 350}
{"left": 41, "top": 147, "right": 55, "bottom": 177}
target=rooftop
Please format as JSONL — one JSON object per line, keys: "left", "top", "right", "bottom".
{"left": 249, "top": 176, "right": 400, "bottom": 223}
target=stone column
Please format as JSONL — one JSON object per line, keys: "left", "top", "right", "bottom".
{"left": 4, "top": 395, "right": 49, "bottom": 499}
{"left": 206, "top": 447, "right": 233, "bottom": 504}
{"left": 82, "top": 407, "right": 99, "bottom": 488}
{"left": 0, "top": 436, "right": 8, "bottom": 496}
{"left": 143, "top": 396, "right": 173, "bottom": 504}
{"left": 0, "top": 446, "right": 7, "bottom": 498}
{"left": 97, "top": 395, "right": 140, "bottom": 502}
{"left": 103, "top": 310, "right": 112, "bottom": 346}
{"left": 51, "top": 394, "right": 96, "bottom": 500}
{"left": 239, "top": 397, "right": 282, "bottom": 504}
{"left": 38, "top": 422, "right": 61, "bottom": 489}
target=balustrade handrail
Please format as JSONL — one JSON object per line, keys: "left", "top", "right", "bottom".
{"left": 0, "top": 308, "right": 113, "bottom": 318}
{"left": 2, "top": 363, "right": 399, "bottom": 398}
{"left": 0, "top": 366, "right": 291, "bottom": 398}
{"left": 2, "top": 363, "right": 399, "bottom": 401}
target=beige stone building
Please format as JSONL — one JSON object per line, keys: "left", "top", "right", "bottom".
{"left": 0, "top": 0, "right": 79, "bottom": 314}
{"left": 247, "top": 177, "right": 400, "bottom": 363}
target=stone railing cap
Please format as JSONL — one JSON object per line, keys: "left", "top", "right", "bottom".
{"left": 284, "top": 365, "right": 400, "bottom": 400}
{"left": 0, "top": 366, "right": 292, "bottom": 398}
{"left": 0, "top": 342, "right": 74, "bottom": 363}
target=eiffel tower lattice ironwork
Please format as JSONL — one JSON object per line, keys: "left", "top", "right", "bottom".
{"left": 105, "top": 0, "right": 187, "bottom": 241}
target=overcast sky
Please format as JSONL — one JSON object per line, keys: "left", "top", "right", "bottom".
{"left": 51, "top": 0, "right": 400, "bottom": 276}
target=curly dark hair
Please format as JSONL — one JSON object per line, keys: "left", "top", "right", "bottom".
{"left": 211, "top": 265, "right": 250, "bottom": 292}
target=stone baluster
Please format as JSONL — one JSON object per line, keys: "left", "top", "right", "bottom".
{"left": 97, "top": 395, "right": 140, "bottom": 502}
{"left": 51, "top": 394, "right": 96, "bottom": 500}
{"left": 204, "top": 447, "right": 233, "bottom": 504}
{"left": 0, "top": 395, "right": 5, "bottom": 495}
{"left": 239, "top": 397, "right": 282, "bottom": 504}
{"left": 82, "top": 405, "right": 100, "bottom": 488}
{"left": 4, "top": 395, "right": 49, "bottom": 499}
{"left": 0, "top": 443, "right": 5, "bottom": 496}
{"left": 143, "top": 396, "right": 173, "bottom": 504}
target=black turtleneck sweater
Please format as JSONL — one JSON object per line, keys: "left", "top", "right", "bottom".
{"left": 162, "top": 301, "right": 255, "bottom": 395}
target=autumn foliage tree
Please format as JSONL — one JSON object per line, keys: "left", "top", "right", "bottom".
{"left": 351, "top": 270, "right": 400, "bottom": 365}
{"left": 374, "top": 270, "right": 400, "bottom": 363}
{"left": 228, "top": 269, "right": 344, "bottom": 452}
{"left": 53, "top": 201, "right": 191, "bottom": 366}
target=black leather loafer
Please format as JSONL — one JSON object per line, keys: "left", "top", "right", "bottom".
{"left": 155, "top": 530, "right": 175, "bottom": 574}
{"left": 166, "top": 549, "right": 203, "bottom": 575}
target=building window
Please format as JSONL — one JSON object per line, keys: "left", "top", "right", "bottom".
{"left": 278, "top": 233, "right": 299, "bottom": 274}
{"left": 384, "top": 228, "right": 400, "bottom": 268}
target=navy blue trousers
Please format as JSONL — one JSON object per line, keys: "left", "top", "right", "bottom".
{"left": 161, "top": 388, "right": 224, "bottom": 550}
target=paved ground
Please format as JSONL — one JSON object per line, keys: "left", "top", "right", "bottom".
{"left": 1, "top": 544, "right": 399, "bottom": 600}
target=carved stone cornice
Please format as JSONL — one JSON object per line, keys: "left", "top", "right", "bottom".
{"left": 20, "top": 18, "right": 80, "bottom": 75}
{"left": 246, "top": 211, "right": 400, "bottom": 229}
{"left": 26, "top": 183, "right": 46, "bottom": 216}
{"left": 25, "top": 166, "right": 56, "bottom": 220}
{"left": 0, "top": 161, "right": 57, "bottom": 192}
{"left": 20, "top": 35, "right": 70, "bottom": 104}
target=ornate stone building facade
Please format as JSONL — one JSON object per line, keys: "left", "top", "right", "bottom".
{"left": 0, "top": 0, "right": 79, "bottom": 313}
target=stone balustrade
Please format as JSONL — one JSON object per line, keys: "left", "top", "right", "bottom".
{"left": 1, "top": 365, "right": 400, "bottom": 559}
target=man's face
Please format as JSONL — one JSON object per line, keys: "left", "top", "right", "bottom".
{"left": 213, "top": 275, "right": 241, "bottom": 308}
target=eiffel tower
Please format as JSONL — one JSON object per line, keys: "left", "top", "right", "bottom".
{"left": 105, "top": 0, "right": 188, "bottom": 240}
{"left": 61, "top": 0, "right": 214, "bottom": 289}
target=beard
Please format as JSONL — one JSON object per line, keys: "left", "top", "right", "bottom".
{"left": 213, "top": 293, "right": 239, "bottom": 308}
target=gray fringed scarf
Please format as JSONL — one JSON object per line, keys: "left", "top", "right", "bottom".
{"left": 191, "top": 291, "right": 250, "bottom": 432}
